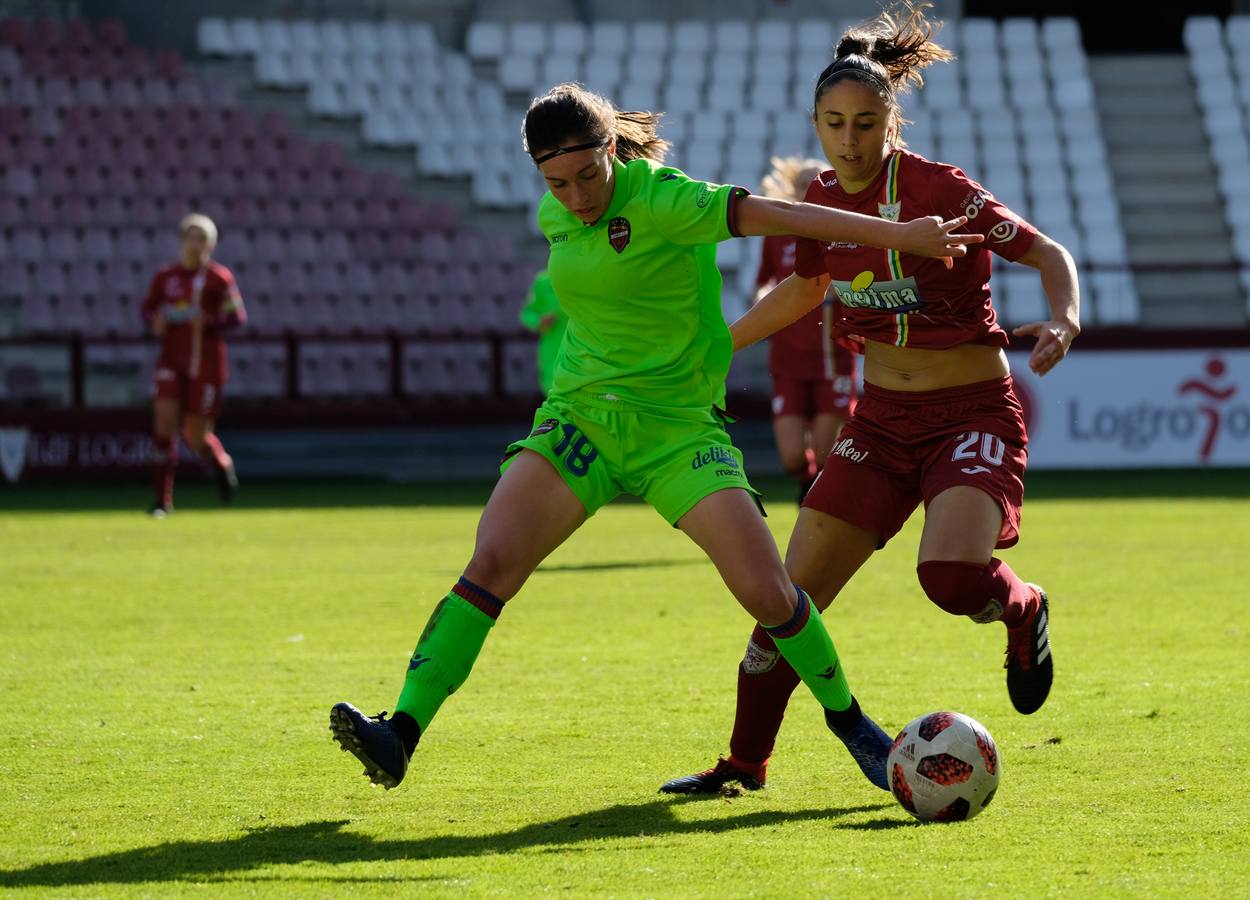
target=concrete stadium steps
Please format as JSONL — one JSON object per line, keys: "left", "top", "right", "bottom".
{"left": 1092, "top": 54, "right": 1245, "bottom": 326}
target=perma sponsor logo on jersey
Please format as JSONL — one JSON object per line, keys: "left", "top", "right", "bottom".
{"left": 832, "top": 271, "right": 924, "bottom": 313}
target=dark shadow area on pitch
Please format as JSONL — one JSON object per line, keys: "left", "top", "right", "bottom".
{"left": 835, "top": 816, "right": 918, "bottom": 831}
{"left": 0, "top": 800, "right": 891, "bottom": 888}
{"left": 535, "top": 558, "right": 704, "bottom": 573}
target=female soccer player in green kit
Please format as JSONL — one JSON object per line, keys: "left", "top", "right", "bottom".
{"left": 330, "top": 83, "right": 981, "bottom": 793}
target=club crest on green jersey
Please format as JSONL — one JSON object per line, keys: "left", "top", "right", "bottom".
{"left": 608, "top": 216, "right": 631, "bottom": 253}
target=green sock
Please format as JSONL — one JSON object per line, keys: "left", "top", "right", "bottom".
{"left": 395, "top": 584, "right": 499, "bottom": 732}
{"left": 764, "top": 588, "right": 853, "bottom": 712}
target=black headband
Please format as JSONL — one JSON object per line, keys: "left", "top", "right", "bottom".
{"left": 814, "top": 60, "right": 892, "bottom": 107}
{"left": 531, "top": 139, "right": 608, "bottom": 164}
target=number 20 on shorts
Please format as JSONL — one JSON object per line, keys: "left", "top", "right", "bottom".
{"left": 952, "top": 431, "right": 1005, "bottom": 475}
{"left": 552, "top": 423, "right": 599, "bottom": 477}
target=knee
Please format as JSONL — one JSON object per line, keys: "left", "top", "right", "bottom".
{"left": 916, "top": 560, "right": 989, "bottom": 617}
{"left": 463, "top": 544, "right": 521, "bottom": 601}
{"left": 746, "top": 576, "right": 803, "bottom": 628}
{"left": 779, "top": 451, "right": 807, "bottom": 477}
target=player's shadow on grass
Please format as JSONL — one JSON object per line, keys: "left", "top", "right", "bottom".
{"left": 534, "top": 558, "right": 704, "bottom": 573}
{"left": 0, "top": 799, "right": 893, "bottom": 888}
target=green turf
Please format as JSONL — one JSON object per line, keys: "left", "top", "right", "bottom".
{"left": 2, "top": 473, "right": 1249, "bottom": 897}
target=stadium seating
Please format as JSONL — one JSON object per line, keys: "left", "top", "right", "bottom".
{"left": 1187, "top": 14, "right": 1250, "bottom": 316}
{"left": 202, "top": 15, "right": 1131, "bottom": 327}
{"left": 0, "top": 16, "right": 540, "bottom": 402}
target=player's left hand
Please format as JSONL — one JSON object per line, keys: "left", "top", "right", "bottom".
{"left": 900, "top": 215, "right": 985, "bottom": 268}
{"left": 1013, "top": 319, "right": 1079, "bottom": 376}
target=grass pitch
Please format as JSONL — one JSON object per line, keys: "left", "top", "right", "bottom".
{"left": 2, "top": 471, "right": 1248, "bottom": 897}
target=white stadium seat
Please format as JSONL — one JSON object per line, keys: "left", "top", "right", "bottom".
{"left": 509, "top": 22, "right": 548, "bottom": 56}
{"left": 197, "top": 18, "right": 230, "bottom": 56}
{"left": 466, "top": 21, "right": 506, "bottom": 60}
{"left": 630, "top": 20, "right": 669, "bottom": 55}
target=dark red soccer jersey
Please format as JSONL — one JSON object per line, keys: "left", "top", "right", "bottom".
{"left": 141, "top": 260, "right": 244, "bottom": 378}
{"left": 793, "top": 149, "right": 1037, "bottom": 352}
{"left": 755, "top": 233, "right": 855, "bottom": 380}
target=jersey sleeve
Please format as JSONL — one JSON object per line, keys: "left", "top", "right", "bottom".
{"left": 648, "top": 167, "right": 750, "bottom": 245}
{"left": 140, "top": 270, "right": 163, "bottom": 325}
{"left": 793, "top": 179, "right": 830, "bottom": 279}
{"left": 929, "top": 165, "right": 1037, "bottom": 262}
{"left": 208, "top": 267, "right": 246, "bottom": 329}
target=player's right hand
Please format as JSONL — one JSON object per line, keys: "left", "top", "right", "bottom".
{"left": 901, "top": 215, "right": 984, "bottom": 268}
{"left": 151, "top": 312, "right": 166, "bottom": 336}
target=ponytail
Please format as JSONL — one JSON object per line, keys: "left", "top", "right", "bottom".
{"left": 524, "top": 83, "right": 670, "bottom": 165}
{"left": 814, "top": 2, "right": 953, "bottom": 108}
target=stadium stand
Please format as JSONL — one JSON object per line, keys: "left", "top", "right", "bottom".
{"left": 0, "top": 15, "right": 542, "bottom": 403}
{"left": 1187, "top": 14, "right": 1250, "bottom": 317}
{"left": 199, "top": 14, "right": 1134, "bottom": 328}
{"left": 15, "top": 10, "right": 1229, "bottom": 409}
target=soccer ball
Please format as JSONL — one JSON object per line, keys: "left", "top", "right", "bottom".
{"left": 888, "top": 711, "right": 1001, "bottom": 822}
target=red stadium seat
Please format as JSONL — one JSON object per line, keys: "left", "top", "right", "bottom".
{"left": 2, "top": 167, "right": 35, "bottom": 198}
{"left": 0, "top": 19, "right": 29, "bottom": 49}
{"left": 25, "top": 195, "right": 59, "bottom": 228}
{"left": 318, "top": 230, "right": 352, "bottom": 264}
{"left": 286, "top": 231, "right": 318, "bottom": 262}
{"left": 96, "top": 19, "right": 127, "bottom": 49}
{"left": 0, "top": 194, "right": 21, "bottom": 228}
{"left": 59, "top": 192, "right": 92, "bottom": 227}
{"left": 104, "top": 78, "right": 142, "bottom": 107}
{"left": 9, "top": 227, "right": 44, "bottom": 262}
{"left": 81, "top": 230, "right": 116, "bottom": 262}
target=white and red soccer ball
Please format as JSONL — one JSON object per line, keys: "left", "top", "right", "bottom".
{"left": 887, "top": 711, "right": 1001, "bottom": 822}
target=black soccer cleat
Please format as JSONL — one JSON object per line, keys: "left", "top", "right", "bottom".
{"left": 826, "top": 705, "right": 892, "bottom": 791}
{"left": 1005, "top": 585, "right": 1053, "bottom": 715}
{"left": 658, "top": 756, "right": 765, "bottom": 795}
{"left": 216, "top": 460, "right": 238, "bottom": 504}
{"left": 329, "top": 702, "right": 409, "bottom": 789}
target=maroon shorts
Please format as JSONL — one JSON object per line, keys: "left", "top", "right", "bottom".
{"left": 153, "top": 364, "right": 225, "bottom": 418}
{"left": 770, "top": 373, "right": 857, "bottom": 420}
{"left": 803, "top": 376, "right": 1028, "bottom": 549}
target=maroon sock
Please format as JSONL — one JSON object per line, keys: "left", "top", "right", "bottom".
{"left": 198, "top": 433, "right": 232, "bottom": 472}
{"left": 727, "top": 624, "right": 803, "bottom": 769}
{"left": 152, "top": 436, "right": 177, "bottom": 507}
{"left": 991, "top": 559, "right": 1041, "bottom": 629}
{"left": 917, "top": 558, "right": 1039, "bottom": 627}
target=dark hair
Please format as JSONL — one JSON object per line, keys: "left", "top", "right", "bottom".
{"left": 813, "top": 2, "right": 953, "bottom": 141}
{"left": 523, "top": 83, "right": 670, "bottom": 165}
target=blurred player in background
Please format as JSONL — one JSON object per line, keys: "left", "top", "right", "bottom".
{"left": 756, "top": 156, "right": 859, "bottom": 502}
{"left": 662, "top": 2, "right": 1079, "bottom": 795}
{"left": 329, "top": 81, "right": 982, "bottom": 793}
{"left": 518, "top": 268, "right": 567, "bottom": 394}
{"left": 142, "top": 213, "right": 245, "bottom": 517}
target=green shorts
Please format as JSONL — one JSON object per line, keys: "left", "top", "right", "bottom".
{"left": 502, "top": 394, "right": 762, "bottom": 526}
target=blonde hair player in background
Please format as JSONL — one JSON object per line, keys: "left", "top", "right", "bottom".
{"left": 141, "top": 213, "right": 246, "bottom": 516}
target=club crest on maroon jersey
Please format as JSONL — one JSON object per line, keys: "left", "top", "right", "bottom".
{"left": 878, "top": 202, "right": 901, "bottom": 222}
{"left": 608, "top": 216, "right": 631, "bottom": 253}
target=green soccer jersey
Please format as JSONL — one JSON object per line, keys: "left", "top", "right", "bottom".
{"left": 537, "top": 156, "right": 747, "bottom": 413}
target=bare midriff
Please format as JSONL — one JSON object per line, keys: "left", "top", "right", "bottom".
{"left": 863, "top": 340, "right": 1010, "bottom": 392}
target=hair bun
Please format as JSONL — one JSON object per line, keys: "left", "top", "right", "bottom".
{"left": 835, "top": 34, "right": 874, "bottom": 58}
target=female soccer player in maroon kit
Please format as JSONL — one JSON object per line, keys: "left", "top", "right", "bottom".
{"left": 141, "top": 213, "right": 245, "bottom": 516}
{"left": 756, "top": 156, "right": 859, "bottom": 502}
{"left": 661, "top": 3, "right": 1079, "bottom": 794}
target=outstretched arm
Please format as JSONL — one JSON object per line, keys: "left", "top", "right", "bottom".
{"left": 1010, "top": 234, "right": 1080, "bottom": 376}
{"left": 730, "top": 272, "right": 831, "bottom": 352}
{"left": 734, "top": 195, "right": 983, "bottom": 262}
